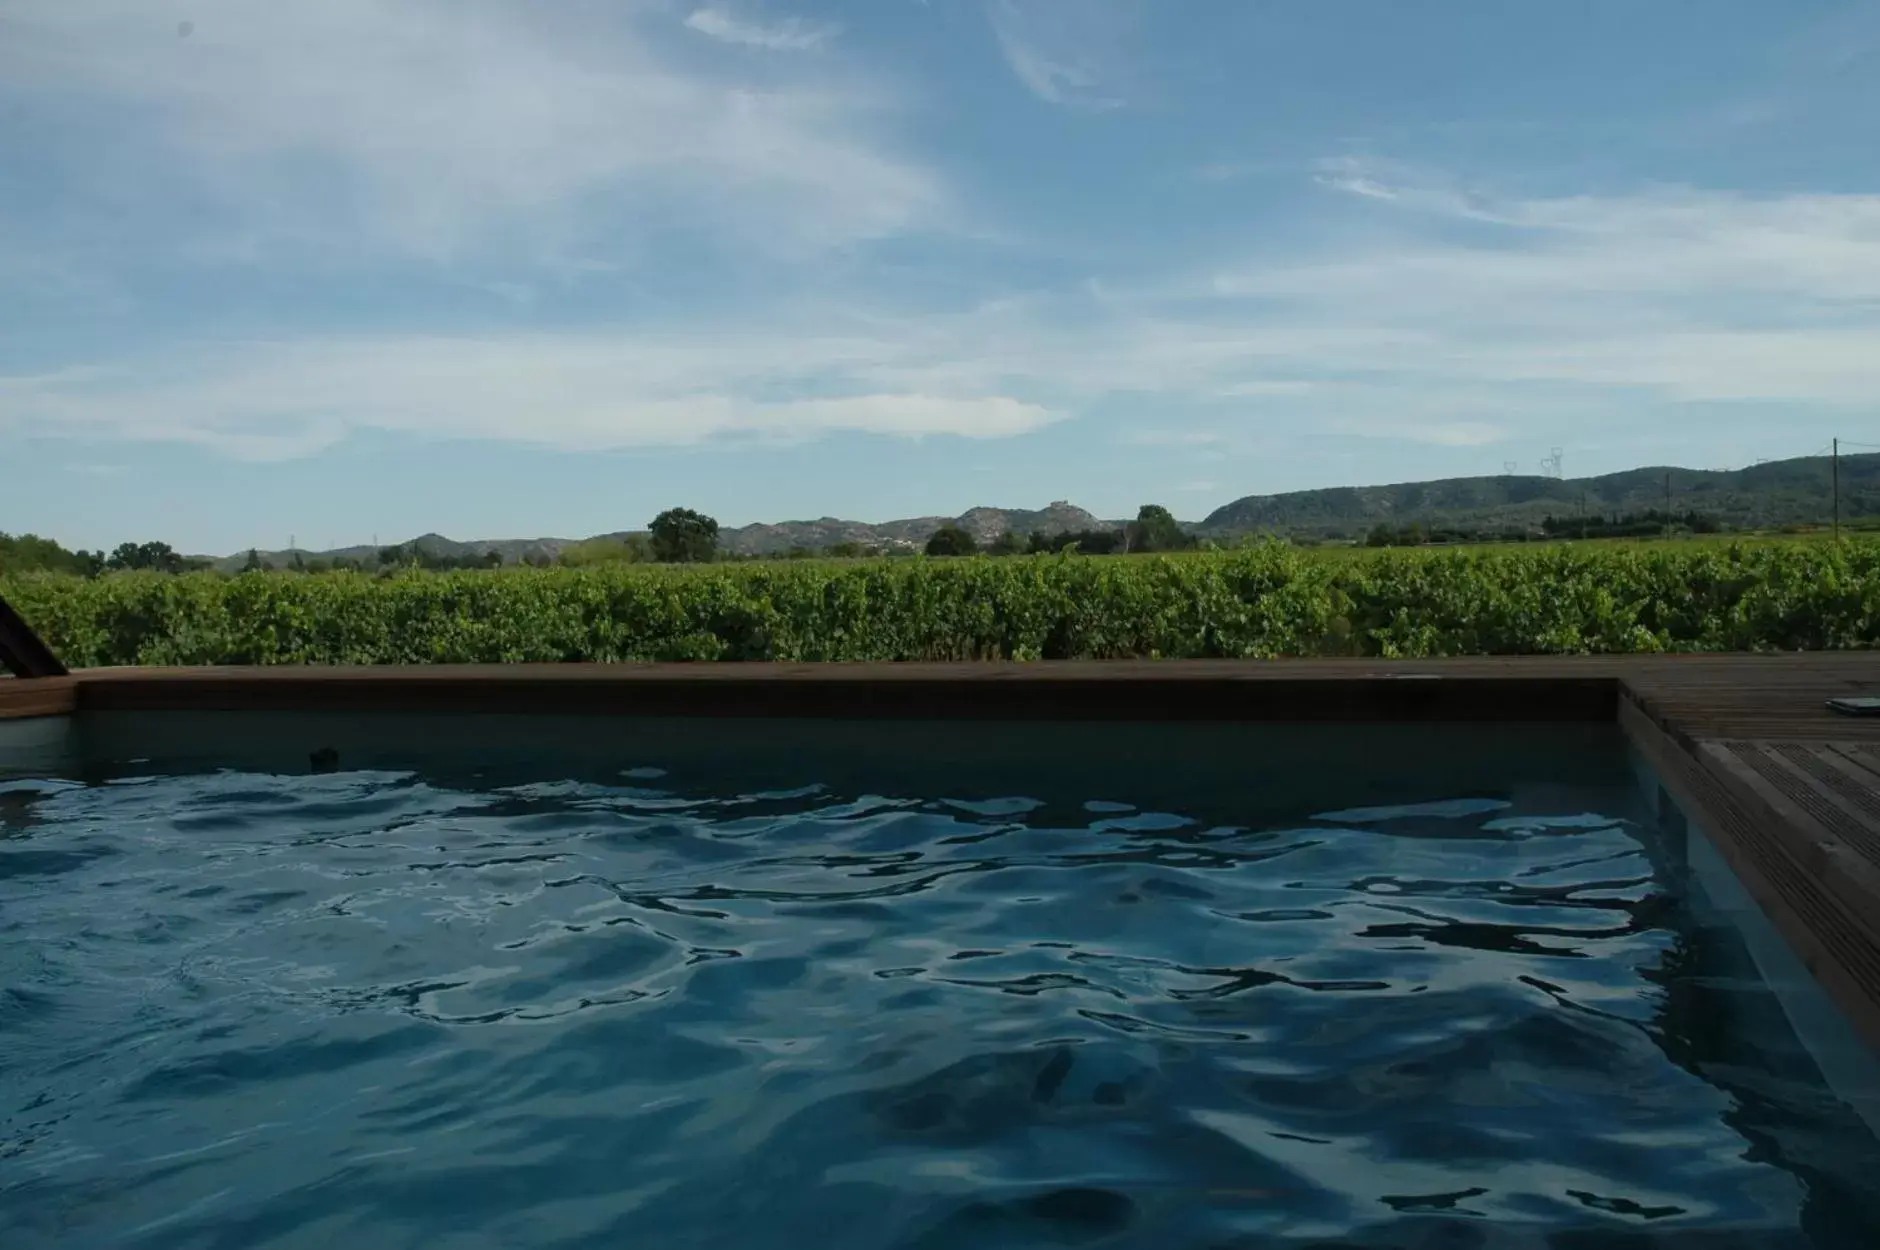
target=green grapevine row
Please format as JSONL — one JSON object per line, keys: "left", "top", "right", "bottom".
{"left": 4, "top": 541, "right": 1877, "bottom": 666}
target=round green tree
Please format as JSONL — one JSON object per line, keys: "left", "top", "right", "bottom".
{"left": 649, "top": 508, "right": 721, "bottom": 563}
{"left": 924, "top": 525, "right": 978, "bottom": 556}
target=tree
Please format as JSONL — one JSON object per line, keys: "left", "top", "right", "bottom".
{"left": 1126, "top": 504, "right": 1195, "bottom": 553}
{"left": 826, "top": 541, "right": 867, "bottom": 559}
{"left": 0, "top": 532, "right": 106, "bottom": 576}
{"left": 924, "top": 525, "right": 977, "bottom": 556}
{"left": 242, "top": 548, "right": 265, "bottom": 573}
{"left": 106, "top": 540, "right": 188, "bottom": 574}
{"left": 649, "top": 508, "right": 720, "bottom": 563}
{"left": 988, "top": 530, "right": 1024, "bottom": 556}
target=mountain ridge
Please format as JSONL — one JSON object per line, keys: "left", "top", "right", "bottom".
{"left": 195, "top": 452, "right": 1880, "bottom": 568}
{"left": 1198, "top": 452, "right": 1880, "bottom": 537}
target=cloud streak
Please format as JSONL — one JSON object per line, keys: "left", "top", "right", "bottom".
{"left": 0, "top": 0, "right": 938, "bottom": 263}
{"left": 987, "top": 0, "right": 1119, "bottom": 108}
{"left": 684, "top": 8, "right": 836, "bottom": 51}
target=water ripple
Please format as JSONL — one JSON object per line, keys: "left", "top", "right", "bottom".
{"left": 1, "top": 764, "right": 1877, "bottom": 1249}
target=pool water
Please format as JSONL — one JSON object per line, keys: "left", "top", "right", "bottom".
{"left": 3, "top": 734, "right": 1879, "bottom": 1249}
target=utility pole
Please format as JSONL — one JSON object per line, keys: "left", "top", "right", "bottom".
{"left": 1833, "top": 438, "right": 1841, "bottom": 541}
{"left": 1579, "top": 489, "right": 1587, "bottom": 541}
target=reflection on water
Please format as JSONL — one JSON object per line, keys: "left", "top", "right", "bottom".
{"left": 1, "top": 764, "right": 1877, "bottom": 1249}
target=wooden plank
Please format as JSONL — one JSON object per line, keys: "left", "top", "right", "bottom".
{"left": 69, "top": 656, "right": 1621, "bottom": 683}
{"left": 1774, "top": 743, "right": 1880, "bottom": 843}
{"left": 65, "top": 661, "right": 1620, "bottom": 721}
{"left": 1710, "top": 743, "right": 1880, "bottom": 870}
{"left": 1697, "top": 743, "right": 1880, "bottom": 945}
{"left": 0, "top": 675, "right": 76, "bottom": 720}
{"left": 1616, "top": 654, "right": 1880, "bottom": 743}
{"left": 1621, "top": 698, "right": 1880, "bottom": 1057}
{"left": 1829, "top": 742, "right": 1880, "bottom": 786}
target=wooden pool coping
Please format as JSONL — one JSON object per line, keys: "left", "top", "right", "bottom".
{"left": 3, "top": 659, "right": 1629, "bottom": 722}
{"left": 1, "top": 653, "right": 1870, "bottom": 719}
{"left": 5, "top": 655, "right": 1880, "bottom": 1059}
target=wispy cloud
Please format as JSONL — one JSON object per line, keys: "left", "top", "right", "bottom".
{"left": 987, "top": 0, "right": 1120, "bottom": 108}
{"left": 8, "top": 155, "right": 1880, "bottom": 464}
{"left": 1230, "top": 164, "right": 1880, "bottom": 377}
{"left": 684, "top": 8, "right": 837, "bottom": 52}
{"left": 0, "top": 1, "right": 936, "bottom": 264}
{"left": 0, "top": 332, "right": 1058, "bottom": 460}
{"left": 1310, "top": 157, "right": 1505, "bottom": 221}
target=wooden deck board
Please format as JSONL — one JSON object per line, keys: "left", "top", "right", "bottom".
{"left": 1622, "top": 699, "right": 1880, "bottom": 1054}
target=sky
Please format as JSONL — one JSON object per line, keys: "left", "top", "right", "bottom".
{"left": 2, "top": 0, "right": 1878, "bottom": 555}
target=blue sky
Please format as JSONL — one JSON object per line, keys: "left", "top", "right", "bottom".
{"left": 2, "top": 1, "right": 1877, "bottom": 555}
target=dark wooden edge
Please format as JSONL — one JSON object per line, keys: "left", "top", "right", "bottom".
{"left": 1615, "top": 678, "right": 1703, "bottom": 754}
{"left": 48, "top": 663, "right": 1621, "bottom": 722}
{"left": 1620, "top": 696, "right": 1880, "bottom": 1057}
{"left": 0, "top": 590, "right": 67, "bottom": 679}
{"left": 0, "top": 675, "right": 76, "bottom": 720}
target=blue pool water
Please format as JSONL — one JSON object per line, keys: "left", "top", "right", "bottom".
{"left": 3, "top": 739, "right": 1879, "bottom": 1248}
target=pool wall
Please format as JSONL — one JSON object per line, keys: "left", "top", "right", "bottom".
{"left": 61, "top": 709, "right": 1631, "bottom": 817}
{"left": 0, "top": 713, "right": 75, "bottom": 779}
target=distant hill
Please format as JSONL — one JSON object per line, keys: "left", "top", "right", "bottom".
{"left": 711, "top": 501, "right": 1108, "bottom": 556}
{"left": 190, "top": 451, "right": 1880, "bottom": 569}
{"left": 202, "top": 503, "right": 1115, "bottom": 568}
{"left": 206, "top": 533, "right": 577, "bottom": 573}
{"left": 1198, "top": 452, "right": 1880, "bottom": 539}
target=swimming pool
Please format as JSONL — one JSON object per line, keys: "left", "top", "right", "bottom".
{"left": 4, "top": 718, "right": 1879, "bottom": 1248}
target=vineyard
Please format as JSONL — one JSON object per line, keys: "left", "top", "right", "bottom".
{"left": 3, "top": 541, "right": 1877, "bottom": 666}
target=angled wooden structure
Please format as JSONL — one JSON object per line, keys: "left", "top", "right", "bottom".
{"left": 0, "top": 589, "right": 66, "bottom": 678}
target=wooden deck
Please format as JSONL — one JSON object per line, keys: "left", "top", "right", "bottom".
{"left": 1597, "top": 655, "right": 1880, "bottom": 1057}
{"left": 3, "top": 654, "right": 1880, "bottom": 1054}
